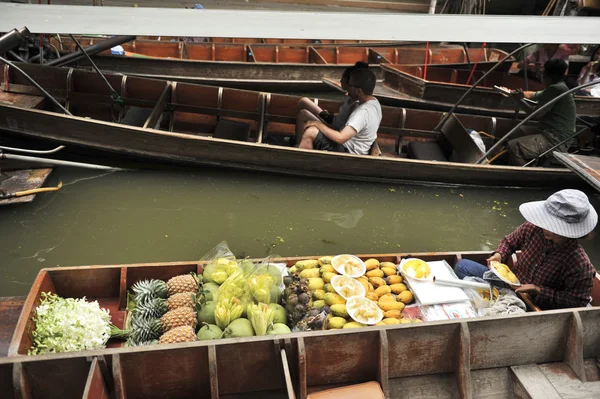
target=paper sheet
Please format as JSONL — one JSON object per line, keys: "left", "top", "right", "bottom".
{"left": 405, "top": 260, "right": 469, "bottom": 305}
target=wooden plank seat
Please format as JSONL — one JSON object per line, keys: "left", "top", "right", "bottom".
{"left": 307, "top": 381, "right": 384, "bottom": 399}
{"left": 212, "top": 118, "right": 252, "bottom": 142}
{"left": 407, "top": 141, "right": 448, "bottom": 162}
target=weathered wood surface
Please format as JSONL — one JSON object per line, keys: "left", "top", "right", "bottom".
{"left": 0, "top": 169, "right": 54, "bottom": 206}
{"left": 554, "top": 152, "right": 600, "bottom": 193}
{"left": 0, "top": 63, "right": 585, "bottom": 189}
{"left": 511, "top": 364, "right": 563, "bottom": 399}
{"left": 0, "top": 297, "right": 25, "bottom": 357}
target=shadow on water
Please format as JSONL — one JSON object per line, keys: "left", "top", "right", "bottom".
{"left": 1, "top": 166, "right": 599, "bottom": 296}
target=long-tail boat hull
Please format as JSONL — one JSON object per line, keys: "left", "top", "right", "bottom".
{"left": 0, "top": 63, "right": 587, "bottom": 188}
{"left": 2, "top": 251, "right": 600, "bottom": 398}
{"left": 52, "top": 37, "right": 511, "bottom": 91}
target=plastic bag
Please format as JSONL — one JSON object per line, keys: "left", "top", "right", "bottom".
{"left": 480, "top": 289, "right": 526, "bottom": 316}
{"left": 462, "top": 277, "right": 496, "bottom": 314}
{"left": 200, "top": 241, "right": 237, "bottom": 286}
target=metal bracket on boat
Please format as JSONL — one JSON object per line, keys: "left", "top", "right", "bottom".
{"left": 217, "top": 87, "right": 223, "bottom": 122}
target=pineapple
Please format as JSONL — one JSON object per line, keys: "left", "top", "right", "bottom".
{"left": 160, "top": 306, "right": 198, "bottom": 332}
{"left": 167, "top": 273, "right": 199, "bottom": 296}
{"left": 167, "top": 292, "right": 196, "bottom": 311}
{"left": 131, "top": 279, "right": 168, "bottom": 305}
{"left": 126, "top": 338, "right": 159, "bottom": 347}
{"left": 158, "top": 326, "right": 197, "bottom": 344}
{"left": 132, "top": 297, "right": 167, "bottom": 319}
{"left": 129, "top": 317, "right": 163, "bottom": 344}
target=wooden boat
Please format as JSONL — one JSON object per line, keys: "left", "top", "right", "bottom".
{"left": 2, "top": 250, "right": 600, "bottom": 398}
{"left": 0, "top": 166, "right": 53, "bottom": 206}
{"left": 0, "top": 62, "right": 588, "bottom": 188}
{"left": 370, "top": 64, "right": 600, "bottom": 117}
{"left": 53, "top": 37, "right": 511, "bottom": 91}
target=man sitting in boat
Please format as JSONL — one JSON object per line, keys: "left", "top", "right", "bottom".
{"left": 297, "top": 68, "right": 382, "bottom": 155}
{"left": 295, "top": 61, "right": 368, "bottom": 138}
{"left": 454, "top": 189, "right": 597, "bottom": 310}
{"left": 502, "top": 59, "right": 576, "bottom": 166}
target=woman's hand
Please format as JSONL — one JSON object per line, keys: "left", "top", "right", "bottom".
{"left": 486, "top": 253, "right": 502, "bottom": 269}
{"left": 515, "top": 284, "right": 541, "bottom": 296}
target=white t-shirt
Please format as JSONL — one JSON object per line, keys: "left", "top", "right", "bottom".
{"left": 331, "top": 97, "right": 358, "bottom": 131}
{"left": 343, "top": 99, "right": 382, "bottom": 155}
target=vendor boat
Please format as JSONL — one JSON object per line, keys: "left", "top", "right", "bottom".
{"left": 2, "top": 250, "right": 600, "bottom": 398}
{"left": 0, "top": 62, "right": 593, "bottom": 188}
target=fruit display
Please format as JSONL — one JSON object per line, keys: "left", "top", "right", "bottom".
{"left": 401, "top": 258, "right": 432, "bottom": 280}
{"left": 331, "top": 254, "right": 366, "bottom": 278}
{"left": 491, "top": 262, "right": 520, "bottom": 285}
{"left": 346, "top": 297, "right": 384, "bottom": 325}
{"left": 331, "top": 275, "right": 365, "bottom": 299}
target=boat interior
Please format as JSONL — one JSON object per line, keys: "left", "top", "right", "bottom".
{"left": 3, "top": 251, "right": 600, "bottom": 398}
{"left": 2, "top": 63, "right": 595, "bottom": 167}
{"left": 52, "top": 37, "right": 508, "bottom": 66}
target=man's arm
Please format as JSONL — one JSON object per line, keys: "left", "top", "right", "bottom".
{"left": 305, "top": 120, "right": 357, "bottom": 144}
{"left": 494, "top": 223, "right": 528, "bottom": 263}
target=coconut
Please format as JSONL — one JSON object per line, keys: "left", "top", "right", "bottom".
{"left": 197, "top": 323, "right": 222, "bottom": 340}
{"left": 268, "top": 323, "right": 292, "bottom": 335}
{"left": 203, "top": 282, "right": 220, "bottom": 301}
{"left": 223, "top": 318, "right": 254, "bottom": 338}
{"left": 268, "top": 303, "right": 287, "bottom": 324}
{"left": 197, "top": 301, "right": 216, "bottom": 324}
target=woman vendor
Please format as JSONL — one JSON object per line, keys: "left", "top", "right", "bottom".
{"left": 455, "top": 189, "right": 597, "bottom": 310}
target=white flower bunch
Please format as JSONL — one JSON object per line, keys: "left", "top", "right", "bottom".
{"left": 29, "top": 292, "right": 112, "bottom": 355}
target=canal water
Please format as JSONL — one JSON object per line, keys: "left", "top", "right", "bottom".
{"left": 2, "top": 166, "right": 600, "bottom": 297}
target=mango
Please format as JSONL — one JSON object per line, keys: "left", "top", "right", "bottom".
{"left": 327, "top": 317, "right": 346, "bottom": 329}
{"left": 330, "top": 304, "right": 349, "bottom": 318}
{"left": 324, "top": 293, "right": 346, "bottom": 306}
{"left": 289, "top": 266, "right": 297, "bottom": 274}
{"left": 366, "top": 269, "right": 385, "bottom": 278}
{"left": 368, "top": 277, "right": 386, "bottom": 288}
{"left": 397, "top": 291, "right": 414, "bottom": 304}
{"left": 312, "top": 289, "right": 326, "bottom": 301}
{"left": 312, "top": 300, "right": 326, "bottom": 309}
{"left": 374, "top": 285, "right": 391, "bottom": 298}
{"left": 381, "top": 267, "right": 397, "bottom": 277}
{"left": 380, "top": 262, "right": 396, "bottom": 269}
{"left": 366, "top": 292, "right": 379, "bottom": 301}
{"left": 382, "top": 318, "right": 400, "bottom": 325}
{"left": 356, "top": 278, "right": 369, "bottom": 293}
{"left": 390, "top": 283, "right": 408, "bottom": 294}
{"left": 343, "top": 321, "right": 366, "bottom": 329}
{"left": 365, "top": 258, "right": 380, "bottom": 270}
{"left": 295, "top": 260, "right": 319, "bottom": 271}
{"left": 300, "top": 268, "right": 320, "bottom": 279}
{"left": 308, "top": 278, "right": 325, "bottom": 291}
{"left": 324, "top": 283, "right": 336, "bottom": 293}
{"left": 399, "top": 318, "right": 412, "bottom": 324}
{"left": 386, "top": 275, "right": 403, "bottom": 285}
{"left": 375, "top": 321, "right": 386, "bottom": 326}
{"left": 318, "top": 256, "right": 333, "bottom": 266}
{"left": 378, "top": 301, "right": 405, "bottom": 312}
{"left": 368, "top": 283, "right": 375, "bottom": 292}
{"left": 384, "top": 310, "right": 402, "bottom": 319}
{"left": 322, "top": 272, "right": 337, "bottom": 283}
{"left": 320, "top": 264, "right": 335, "bottom": 274}
{"left": 378, "top": 294, "right": 396, "bottom": 303}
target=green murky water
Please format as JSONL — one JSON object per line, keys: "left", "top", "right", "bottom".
{"left": 1, "top": 167, "right": 600, "bottom": 297}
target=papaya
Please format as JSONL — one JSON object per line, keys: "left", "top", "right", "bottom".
{"left": 366, "top": 292, "right": 379, "bottom": 301}
{"left": 381, "top": 267, "right": 397, "bottom": 277}
{"left": 343, "top": 321, "right": 366, "bottom": 329}
{"left": 300, "top": 268, "right": 320, "bottom": 279}
{"left": 378, "top": 294, "right": 396, "bottom": 303}
{"left": 374, "top": 285, "right": 391, "bottom": 298}
{"left": 384, "top": 310, "right": 402, "bottom": 319}
{"left": 364, "top": 258, "right": 380, "bottom": 270}
{"left": 366, "top": 269, "right": 385, "bottom": 278}
{"left": 368, "top": 277, "right": 386, "bottom": 288}
{"left": 386, "top": 275, "right": 403, "bottom": 285}
{"left": 378, "top": 301, "right": 405, "bottom": 312}
{"left": 390, "top": 283, "right": 408, "bottom": 294}
{"left": 327, "top": 317, "right": 346, "bottom": 329}
{"left": 397, "top": 291, "right": 414, "bottom": 304}
{"left": 322, "top": 272, "right": 337, "bottom": 283}
{"left": 324, "top": 293, "right": 346, "bottom": 306}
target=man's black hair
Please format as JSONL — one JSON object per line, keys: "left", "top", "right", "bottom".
{"left": 349, "top": 68, "right": 376, "bottom": 95}
{"left": 341, "top": 61, "right": 369, "bottom": 83}
{"left": 543, "top": 59, "right": 568, "bottom": 84}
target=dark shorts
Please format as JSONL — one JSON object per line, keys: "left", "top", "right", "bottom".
{"left": 313, "top": 131, "right": 349, "bottom": 153}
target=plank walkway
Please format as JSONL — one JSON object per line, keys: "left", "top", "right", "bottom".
{"left": 0, "top": 296, "right": 25, "bottom": 357}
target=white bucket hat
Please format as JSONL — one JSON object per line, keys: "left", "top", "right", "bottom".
{"left": 519, "top": 189, "right": 598, "bottom": 239}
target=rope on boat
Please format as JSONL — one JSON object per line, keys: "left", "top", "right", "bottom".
{"left": 475, "top": 79, "right": 600, "bottom": 164}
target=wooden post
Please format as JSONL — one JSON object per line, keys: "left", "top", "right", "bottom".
{"left": 12, "top": 362, "right": 32, "bottom": 399}
{"left": 208, "top": 345, "right": 219, "bottom": 399}
{"left": 297, "top": 336, "right": 307, "bottom": 399}
{"left": 112, "top": 354, "right": 126, "bottom": 399}
{"left": 456, "top": 322, "right": 472, "bottom": 399}
{"left": 378, "top": 330, "right": 390, "bottom": 398}
{"left": 82, "top": 358, "right": 110, "bottom": 399}
{"left": 564, "top": 311, "right": 586, "bottom": 382}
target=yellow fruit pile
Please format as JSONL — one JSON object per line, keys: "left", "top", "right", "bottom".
{"left": 492, "top": 263, "right": 519, "bottom": 284}
{"left": 292, "top": 256, "right": 422, "bottom": 328}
